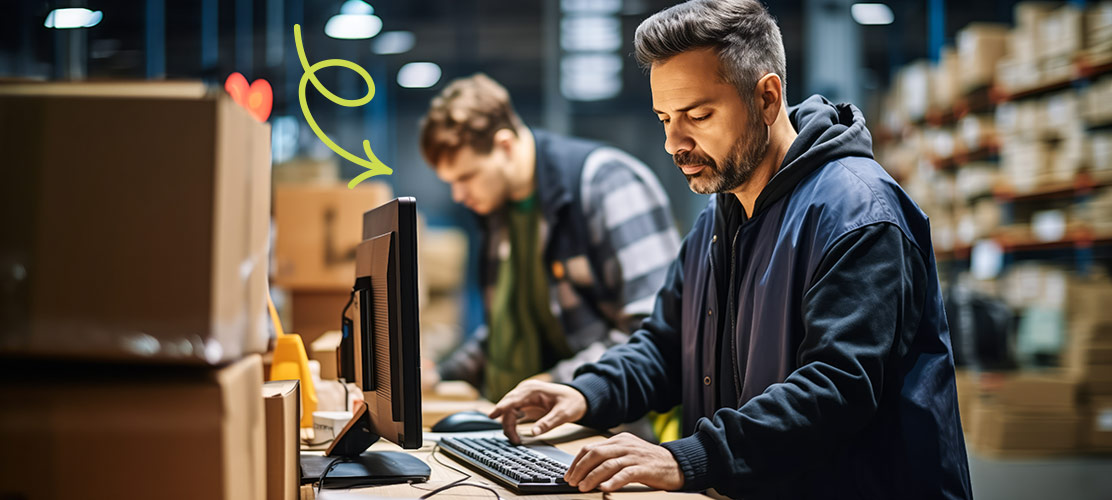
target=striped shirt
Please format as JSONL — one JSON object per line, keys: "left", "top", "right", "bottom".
{"left": 439, "top": 130, "right": 680, "bottom": 392}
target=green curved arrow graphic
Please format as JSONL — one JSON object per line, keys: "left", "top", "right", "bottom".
{"left": 293, "top": 24, "right": 392, "bottom": 188}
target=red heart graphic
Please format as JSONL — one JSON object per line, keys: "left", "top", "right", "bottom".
{"left": 224, "top": 72, "right": 272, "bottom": 123}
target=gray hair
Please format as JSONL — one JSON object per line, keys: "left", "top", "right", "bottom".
{"left": 634, "top": 0, "right": 787, "bottom": 100}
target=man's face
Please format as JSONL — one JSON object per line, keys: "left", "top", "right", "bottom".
{"left": 435, "top": 145, "right": 514, "bottom": 215}
{"left": 651, "top": 48, "right": 769, "bottom": 194}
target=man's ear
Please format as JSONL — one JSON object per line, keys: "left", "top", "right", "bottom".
{"left": 492, "top": 128, "right": 517, "bottom": 157}
{"left": 754, "top": 73, "right": 783, "bottom": 126}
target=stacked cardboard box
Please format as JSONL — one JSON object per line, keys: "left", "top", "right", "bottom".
{"left": 1085, "top": 3, "right": 1112, "bottom": 65}
{"left": 0, "top": 82, "right": 271, "bottom": 365}
{"left": 957, "top": 24, "right": 1011, "bottom": 93}
{"left": 272, "top": 182, "right": 394, "bottom": 346}
{"left": 1039, "top": 5, "right": 1083, "bottom": 83}
{"left": 419, "top": 226, "right": 468, "bottom": 362}
{"left": 969, "top": 372, "right": 1083, "bottom": 456}
{"left": 0, "top": 82, "right": 275, "bottom": 499}
{"left": 996, "top": 3, "right": 1064, "bottom": 95}
{"left": 930, "top": 48, "right": 962, "bottom": 114}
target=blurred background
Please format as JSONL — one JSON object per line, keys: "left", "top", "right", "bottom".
{"left": 3, "top": 1, "right": 1112, "bottom": 498}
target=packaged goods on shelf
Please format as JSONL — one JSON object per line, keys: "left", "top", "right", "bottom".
{"left": 958, "top": 114, "right": 998, "bottom": 153}
{"left": 957, "top": 24, "right": 1011, "bottom": 92}
{"left": 898, "top": 61, "right": 931, "bottom": 122}
{"left": 931, "top": 49, "right": 961, "bottom": 112}
{"left": 1038, "top": 5, "right": 1084, "bottom": 61}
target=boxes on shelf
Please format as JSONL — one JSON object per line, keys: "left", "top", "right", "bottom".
{"left": 288, "top": 288, "right": 351, "bottom": 348}
{"left": 1086, "top": 3, "right": 1112, "bottom": 62}
{"left": 970, "top": 404, "right": 1083, "bottom": 456}
{"left": 309, "top": 330, "right": 342, "bottom": 380}
{"left": 273, "top": 182, "right": 394, "bottom": 290}
{"left": 957, "top": 24, "right": 1011, "bottom": 92}
{"left": 0, "top": 355, "right": 267, "bottom": 500}
{"left": 1000, "top": 137, "right": 1051, "bottom": 193}
{"left": 897, "top": 61, "right": 931, "bottom": 122}
{"left": 930, "top": 49, "right": 961, "bottom": 113}
{"left": 0, "top": 81, "right": 271, "bottom": 365}
{"left": 957, "top": 114, "right": 998, "bottom": 153}
{"left": 272, "top": 157, "right": 341, "bottom": 186}
{"left": 1038, "top": 5, "right": 1084, "bottom": 62}
{"left": 1084, "top": 397, "right": 1112, "bottom": 451}
{"left": 420, "top": 227, "right": 469, "bottom": 294}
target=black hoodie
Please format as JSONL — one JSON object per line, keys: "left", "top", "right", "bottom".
{"left": 569, "top": 95, "right": 973, "bottom": 499}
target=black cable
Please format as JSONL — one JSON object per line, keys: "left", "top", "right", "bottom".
{"left": 410, "top": 443, "right": 472, "bottom": 493}
{"left": 418, "top": 482, "right": 501, "bottom": 500}
{"left": 316, "top": 456, "right": 347, "bottom": 495}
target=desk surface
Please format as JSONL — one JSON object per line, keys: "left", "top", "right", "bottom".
{"left": 302, "top": 383, "right": 705, "bottom": 500}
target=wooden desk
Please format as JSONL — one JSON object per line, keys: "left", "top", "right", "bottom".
{"left": 301, "top": 383, "right": 704, "bottom": 500}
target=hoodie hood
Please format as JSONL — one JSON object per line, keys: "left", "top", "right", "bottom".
{"left": 717, "top": 94, "right": 874, "bottom": 219}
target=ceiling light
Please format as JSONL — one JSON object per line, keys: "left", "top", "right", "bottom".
{"left": 372, "top": 31, "right": 416, "bottom": 55}
{"left": 340, "top": 0, "right": 373, "bottom": 15}
{"left": 44, "top": 8, "right": 103, "bottom": 29}
{"left": 325, "top": 14, "right": 382, "bottom": 39}
{"left": 397, "top": 62, "right": 441, "bottom": 89}
{"left": 851, "top": 3, "right": 894, "bottom": 25}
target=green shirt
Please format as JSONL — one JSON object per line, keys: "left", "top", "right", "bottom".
{"left": 484, "top": 195, "right": 571, "bottom": 400}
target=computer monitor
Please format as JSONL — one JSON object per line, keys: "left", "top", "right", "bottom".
{"left": 311, "top": 197, "right": 427, "bottom": 486}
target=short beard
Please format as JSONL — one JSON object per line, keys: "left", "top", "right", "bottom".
{"left": 673, "top": 104, "right": 769, "bottom": 194}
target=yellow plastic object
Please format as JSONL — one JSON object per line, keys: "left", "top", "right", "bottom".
{"left": 268, "top": 293, "right": 317, "bottom": 428}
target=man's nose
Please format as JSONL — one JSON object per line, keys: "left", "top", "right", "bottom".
{"left": 664, "top": 125, "right": 694, "bottom": 156}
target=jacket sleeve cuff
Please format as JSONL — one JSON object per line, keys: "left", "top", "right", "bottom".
{"left": 564, "top": 372, "right": 615, "bottom": 428}
{"left": 661, "top": 432, "right": 716, "bottom": 492}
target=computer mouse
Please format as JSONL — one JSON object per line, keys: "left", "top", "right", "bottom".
{"left": 431, "top": 410, "right": 504, "bottom": 432}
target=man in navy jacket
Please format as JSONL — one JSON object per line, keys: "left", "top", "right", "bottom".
{"left": 489, "top": 1, "right": 973, "bottom": 498}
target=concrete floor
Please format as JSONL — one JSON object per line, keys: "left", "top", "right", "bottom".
{"left": 969, "top": 453, "right": 1112, "bottom": 500}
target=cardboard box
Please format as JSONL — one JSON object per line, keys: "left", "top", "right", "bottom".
{"left": 310, "top": 330, "right": 343, "bottom": 380}
{"left": 957, "top": 24, "right": 1011, "bottom": 92}
{"left": 0, "top": 82, "right": 271, "bottom": 365}
{"left": 1038, "top": 5, "right": 1084, "bottom": 60}
{"left": 290, "top": 289, "right": 351, "bottom": 347}
{"left": 970, "top": 404, "right": 1082, "bottom": 455}
{"left": 273, "top": 183, "right": 394, "bottom": 290}
{"left": 0, "top": 355, "right": 266, "bottom": 500}
{"left": 1084, "top": 397, "right": 1112, "bottom": 451}
{"left": 955, "top": 369, "right": 978, "bottom": 434}
{"left": 997, "top": 371, "right": 1079, "bottom": 410}
{"left": 420, "top": 227, "right": 469, "bottom": 293}
{"left": 263, "top": 379, "right": 300, "bottom": 500}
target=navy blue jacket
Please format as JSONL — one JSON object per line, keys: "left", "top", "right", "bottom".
{"left": 568, "top": 96, "right": 972, "bottom": 499}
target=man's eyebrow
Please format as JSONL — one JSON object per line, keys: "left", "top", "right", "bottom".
{"left": 652, "top": 98, "right": 715, "bottom": 115}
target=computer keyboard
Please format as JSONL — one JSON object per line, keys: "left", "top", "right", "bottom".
{"left": 438, "top": 436, "right": 579, "bottom": 494}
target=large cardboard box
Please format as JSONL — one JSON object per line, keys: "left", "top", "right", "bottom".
{"left": 310, "top": 330, "right": 343, "bottom": 380}
{"left": 262, "top": 379, "right": 300, "bottom": 500}
{"left": 290, "top": 288, "right": 351, "bottom": 347}
{"left": 0, "top": 82, "right": 271, "bottom": 365}
{"left": 0, "top": 354, "right": 266, "bottom": 500}
{"left": 273, "top": 183, "right": 394, "bottom": 290}
{"left": 970, "top": 404, "right": 1082, "bottom": 456}
{"left": 1084, "top": 397, "right": 1112, "bottom": 451}
{"left": 997, "top": 371, "right": 1078, "bottom": 410}
{"left": 957, "top": 24, "right": 1011, "bottom": 92}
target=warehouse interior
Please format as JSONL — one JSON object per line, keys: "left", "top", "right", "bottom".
{"left": 2, "top": 1, "right": 1111, "bottom": 499}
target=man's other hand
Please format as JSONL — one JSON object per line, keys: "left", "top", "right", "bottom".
{"left": 487, "top": 380, "right": 587, "bottom": 444}
{"left": 564, "top": 432, "right": 684, "bottom": 492}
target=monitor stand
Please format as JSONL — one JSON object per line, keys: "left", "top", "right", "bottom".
{"left": 300, "top": 401, "right": 430, "bottom": 489}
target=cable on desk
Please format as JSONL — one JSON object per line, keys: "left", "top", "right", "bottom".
{"left": 316, "top": 456, "right": 347, "bottom": 495}
{"left": 418, "top": 482, "right": 501, "bottom": 500}
{"left": 410, "top": 443, "right": 471, "bottom": 494}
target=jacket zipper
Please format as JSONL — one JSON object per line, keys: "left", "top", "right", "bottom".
{"left": 727, "top": 226, "right": 743, "bottom": 403}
